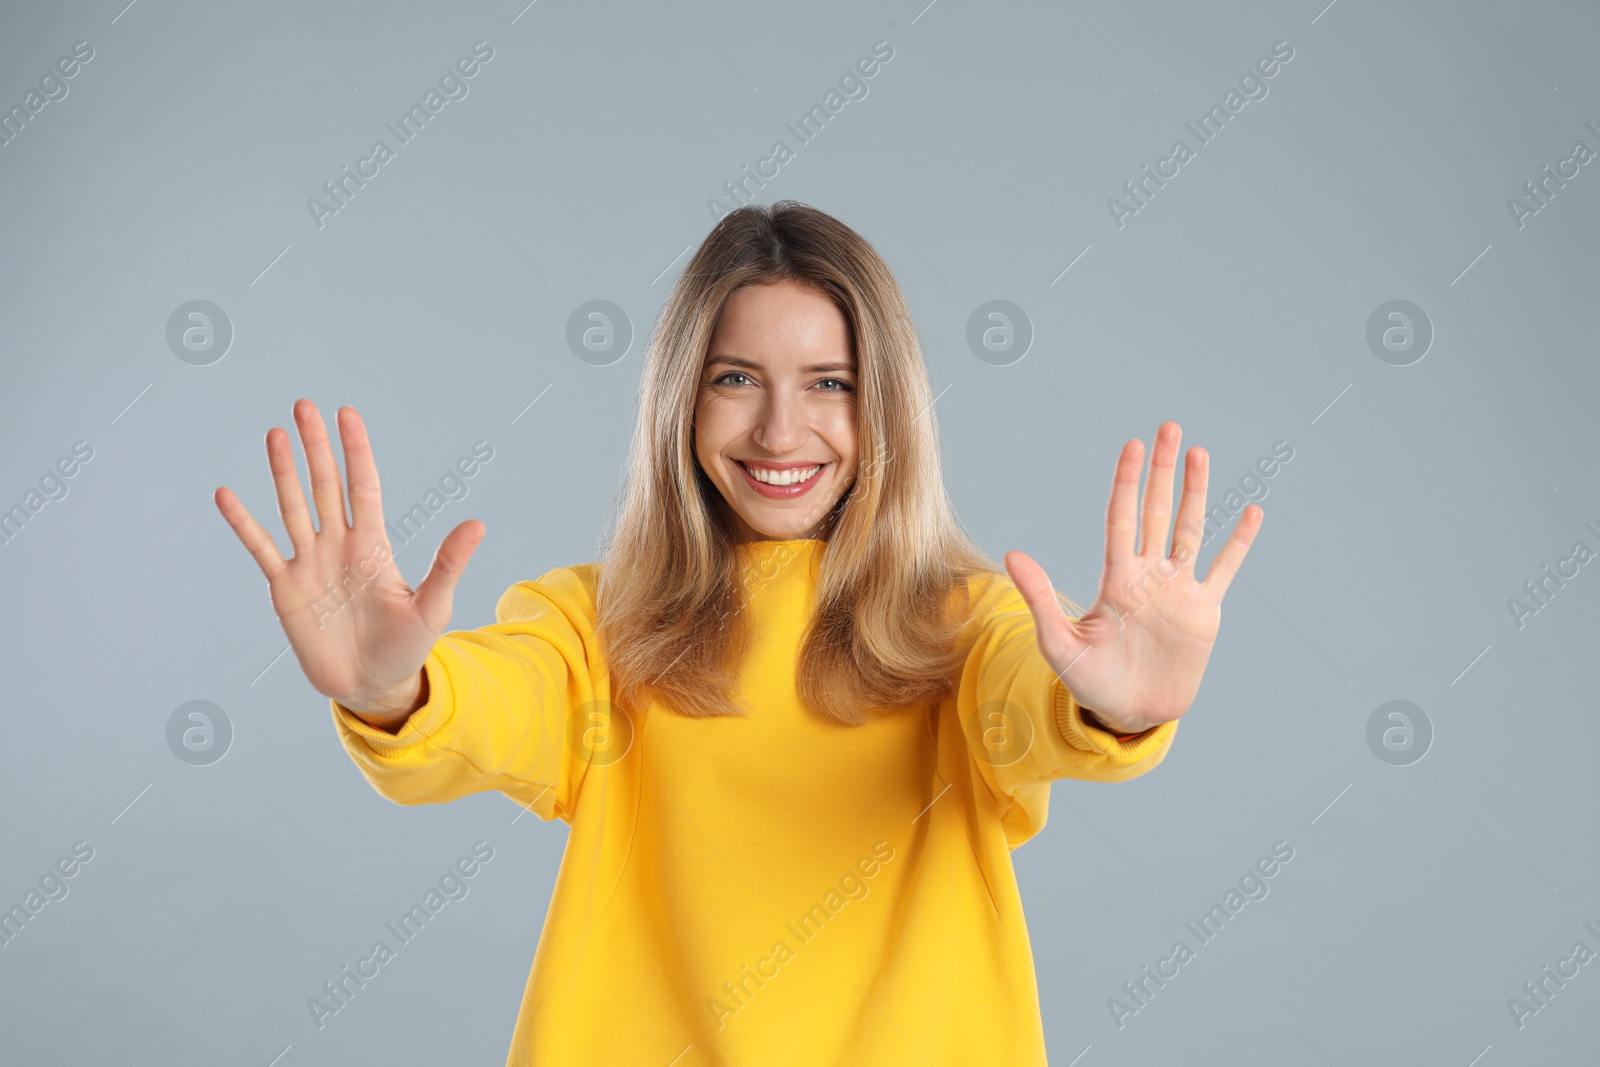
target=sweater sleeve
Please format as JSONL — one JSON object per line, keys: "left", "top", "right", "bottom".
{"left": 328, "top": 564, "right": 603, "bottom": 823}
{"left": 956, "top": 572, "right": 1177, "bottom": 843}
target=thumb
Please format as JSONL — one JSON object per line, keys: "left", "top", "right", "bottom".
{"left": 414, "top": 519, "right": 486, "bottom": 632}
{"left": 1003, "top": 549, "right": 1079, "bottom": 659}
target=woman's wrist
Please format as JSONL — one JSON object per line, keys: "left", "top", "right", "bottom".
{"left": 342, "top": 670, "right": 428, "bottom": 731}
{"left": 1079, "top": 703, "right": 1144, "bottom": 737}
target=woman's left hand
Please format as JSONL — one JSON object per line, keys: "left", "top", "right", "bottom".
{"left": 1004, "top": 421, "right": 1262, "bottom": 735}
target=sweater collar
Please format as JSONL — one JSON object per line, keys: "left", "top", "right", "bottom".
{"left": 734, "top": 538, "right": 825, "bottom": 570}
{"left": 735, "top": 538, "right": 825, "bottom": 552}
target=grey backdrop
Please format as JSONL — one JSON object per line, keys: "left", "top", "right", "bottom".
{"left": 2, "top": 0, "right": 1597, "bottom": 1064}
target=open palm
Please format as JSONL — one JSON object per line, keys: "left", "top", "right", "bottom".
{"left": 213, "top": 400, "right": 484, "bottom": 718}
{"left": 1004, "top": 421, "right": 1261, "bottom": 735}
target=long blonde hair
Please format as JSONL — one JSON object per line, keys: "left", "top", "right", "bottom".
{"left": 595, "top": 200, "right": 1075, "bottom": 725}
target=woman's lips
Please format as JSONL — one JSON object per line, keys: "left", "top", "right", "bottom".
{"left": 735, "top": 460, "right": 826, "bottom": 499}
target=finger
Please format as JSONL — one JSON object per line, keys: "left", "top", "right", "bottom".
{"left": 214, "top": 486, "right": 288, "bottom": 581}
{"left": 414, "top": 520, "right": 486, "bottom": 631}
{"left": 294, "top": 398, "right": 348, "bottom": 534}
{"left": 1137, "top": 422, "right": 1181, "bottom": 557}
{"left": 1201, "top": 504, "right": 1263, "bottom": 599}
{"left": 337, "top": 406, "right": 385, "bottom": 537}
{"left": 1104, "top": 438, "right": 1144, "bottom": 569}
{"left": 266, "top": 426, "right": 316, "bottom": 551}
{"left": 1170, "top": 446, "right": 1209, "bottom": 577}
{"left": 1002, "top": 549, "right": 1078, "bottom": 660}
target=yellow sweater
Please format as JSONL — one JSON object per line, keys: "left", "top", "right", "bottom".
{"left": 331, "top": 538, "right": 1177, "bottom": 1066}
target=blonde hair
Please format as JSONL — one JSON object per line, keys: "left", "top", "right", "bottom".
{"left": 595, "top": 200, "right": 1078, "bottom": 725}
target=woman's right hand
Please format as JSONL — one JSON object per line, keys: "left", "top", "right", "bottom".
{"left": 213, "top": 399, "right": 485, "bottom": 724}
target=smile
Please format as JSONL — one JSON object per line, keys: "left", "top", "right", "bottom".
{"left": 735, "top": 460, "right": 826, "bottom": 498}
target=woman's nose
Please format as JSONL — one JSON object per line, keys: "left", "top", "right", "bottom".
{"left": 754, "top": 391, "right": 804, "bottom": 451}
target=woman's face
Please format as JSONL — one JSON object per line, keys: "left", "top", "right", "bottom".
{"left": 694, "top": 280, "right": 859, "bottom": 543}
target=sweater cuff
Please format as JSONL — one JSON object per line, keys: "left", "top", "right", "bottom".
{"left": 1053, "top": 680, "right": 1172, "bottom": 760}
{"left": 330, "top": 652, "right": 455, "bottom": 757}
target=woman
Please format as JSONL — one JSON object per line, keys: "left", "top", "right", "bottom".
{"left": 214, "top": 201, "right": 1260, "bottom": 1065}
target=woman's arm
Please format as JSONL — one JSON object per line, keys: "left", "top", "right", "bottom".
{"left": 960, "top": 579, "right": 1179, "bottom": 789}
{"left": 955, "top": 574, "right": 1180, "bottom": 847}
{"left": 330, "top": 567, "right": 605, "bottom": 823}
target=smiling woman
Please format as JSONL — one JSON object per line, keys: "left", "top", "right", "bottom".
{"left": 214, "top": 200, "right": 1260, "bottom": 1067}
{"left": 599, "top": 203, "right": 1013, "bottom": 728}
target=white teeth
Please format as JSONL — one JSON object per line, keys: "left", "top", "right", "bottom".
{"left": 743, "top": 463, "right": 821, "bottom": 486}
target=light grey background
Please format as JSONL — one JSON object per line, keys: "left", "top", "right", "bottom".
{"left": 2, "top": 0, "right": 1596, "bottom": 1064}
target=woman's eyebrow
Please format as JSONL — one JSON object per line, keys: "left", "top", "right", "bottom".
{"left": 707, "top": 355, "right": 856, "bottom": 374}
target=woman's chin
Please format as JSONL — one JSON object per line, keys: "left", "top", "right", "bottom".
{"left": 735, "top": 511, "right": 820, "bottom": 542}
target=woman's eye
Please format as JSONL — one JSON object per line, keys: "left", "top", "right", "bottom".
{"left": 710, "top": 372, "right": 852, "bottom": 391}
